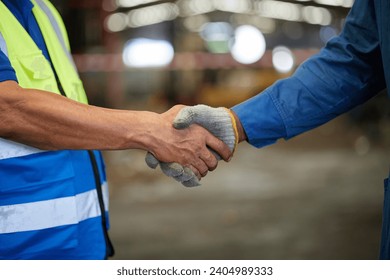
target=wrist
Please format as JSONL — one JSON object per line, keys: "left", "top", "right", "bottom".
{"left": 121, "top": 111, "right": 162, "bottom": 152}
{"left": 230, "top": 110, "right": 247, "bottom": 143}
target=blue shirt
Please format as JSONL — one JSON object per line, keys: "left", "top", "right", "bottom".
{"left": 232, "top": 0, "right": 388, "bottom": 148}
{"left": 0, "top": 0, "right": 50, "bottom": 82}
{"left": 232, "top": 0, "right": 390, "bottom": 259}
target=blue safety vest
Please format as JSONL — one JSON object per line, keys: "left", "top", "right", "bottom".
{"left": 0, "top": 0, "right": 113, "bottom": 259}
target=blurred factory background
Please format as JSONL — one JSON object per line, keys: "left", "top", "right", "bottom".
{"left": 53, "top": 0, "right": 389, "bottom": 259}
{"left": 53, "top": 0, "right": 355, "bottom": 110}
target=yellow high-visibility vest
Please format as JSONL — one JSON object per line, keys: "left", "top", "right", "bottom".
{"left": 0, "top": 0, "right": 88, "bottom": 104}
{"left": 0, "top": 1, "right": 113, "bottom": 259}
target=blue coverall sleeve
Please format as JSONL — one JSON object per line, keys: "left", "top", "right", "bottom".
{"left": 232, "top": 0, "right": 386, "bottom": 148}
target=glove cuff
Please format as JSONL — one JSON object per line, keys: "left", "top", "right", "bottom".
{"left": 224, "top": 108, "right": 239, "bottom": 154}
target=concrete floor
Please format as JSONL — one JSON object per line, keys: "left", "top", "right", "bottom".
{"left": 104, "top": 116, "right": 389, "bottom": 260}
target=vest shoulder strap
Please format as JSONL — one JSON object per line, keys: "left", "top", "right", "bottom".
{"left": 32, "top": 0, "right": 76, "bottom": 72}
{"left": 0, "top": 0, "right": 88, "bottom": 103}
{"left": 0, "top": 31, "right": 8, "bottom": 57}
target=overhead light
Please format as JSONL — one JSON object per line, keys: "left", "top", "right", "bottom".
{"left": 257, "top": 0, "right": 302, "bottom": 22}
{"left": 230, "top": 14, "right": 276, "bottom": 34}
{"left": 256, "top": 0, "right": 333, "bottom": 26}
{"left": 272, "top": 46, "right": 294, "bottom": 73}
{"left": 117, "top": 0, "right": 160, "bottom": 8}
{"left": 105, "top": 12, "right": 128, "bottom": 32}
{"left": 302, "top": 6, "right": 332, "bottom": 25}
{"left": 122, "top": 38, "right": 174, "bottom": 68}
{"left": 214, "top": 0, "right": 252, "bottom": 13}
{"left": 230, "top": 25, "right": 266, "bottom": 64}
{"left": 177, "top": 0, "right": 215, "bottom": 17}
{"left": 128, "top": 3, "right": 179, "bottom": 28}
{"left": 314, "top": 0, "right": 354, "bottom": 8}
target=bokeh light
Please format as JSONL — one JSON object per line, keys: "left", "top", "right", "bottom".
{"left": 122, "top": 38, "right": 174, "bottom": 68}
{"left": 230, "top": 25, "right": 266, "bottom": 64}
{"left": 272, "top": 46, "right": 295, "bottom": 73}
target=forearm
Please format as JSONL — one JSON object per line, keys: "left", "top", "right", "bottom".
{"left": 0, "top": 81, "right": 231, "bottom": 175}
{"left": 0, "top": 81, "right": 158, "bottom": 151}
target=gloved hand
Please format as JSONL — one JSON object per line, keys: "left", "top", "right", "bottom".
{"left": 145, "top": 152, "right": 201, "bottom": 187}
{"left": 145, "top": 105, "right": 238, "bottom": 187}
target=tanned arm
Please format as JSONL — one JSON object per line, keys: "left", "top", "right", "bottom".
{"left": 0, "top": 81, "right": 232, "bottom": 176}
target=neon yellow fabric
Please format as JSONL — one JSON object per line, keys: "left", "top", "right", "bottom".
{"left": 38, "top": 0, "right": 71, "bottom": 51}
{"left": 0, "top": 0, "right": 88, "bottom": 104}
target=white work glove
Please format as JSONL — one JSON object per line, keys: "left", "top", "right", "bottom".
{"left": 145, "top": 105, "right": 238, "bottom": 187}
{"left": 145, "top": 152, "right": 201, "bottom": 187}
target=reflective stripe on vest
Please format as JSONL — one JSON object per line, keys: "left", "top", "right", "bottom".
{"left": 0, "top": 183, "right": 109, "bottom": 234}
{"left": 34, "top": 0, "right": 77, "bottom": 72}
{"left": 31, "top": 0, "right": 88, "bottom": 103}
{"left": 0, "top": 31, "right": 7, "bottom": 57}
{"left": 0, "top": 138, "right": 43, "bottom": 160}
{"left": 0, "top": 1, "right": 75, "bottom": 71}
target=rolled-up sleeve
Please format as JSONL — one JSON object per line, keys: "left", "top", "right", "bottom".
{"left": 232, "top": 0, "right": 386, "bottom": 148}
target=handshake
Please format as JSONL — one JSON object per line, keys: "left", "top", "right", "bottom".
{"left": 145, "top": 104, "right": 242, "bottom": 187}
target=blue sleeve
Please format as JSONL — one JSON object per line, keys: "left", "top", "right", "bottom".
{"left": 232, "top": 0, "right": 386, "bottom": 148}
{"left": 0, "top": 49, "right": 17, "bottom": 82}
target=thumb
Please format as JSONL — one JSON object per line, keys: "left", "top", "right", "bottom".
{"left": 173, "top": 105, "right": 211, "bottom": 129}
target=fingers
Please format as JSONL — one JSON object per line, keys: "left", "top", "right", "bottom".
{"left": 186, "top": 138, "right": 219, "bottom": 175}
{"left": 145, "top": 152, "right": 159, "bottom": 169}
{"left": 205, "top": 132, "right": 232, "bottom": 162}
{"left": 145, "top": 153, "right": 201, "bottom": 187}
{"left": 146, "top": 137, "right": 216, "bottom": 182}
{"left": 182, "top": 176, "right": 201, "bottom": 187}
{"left": 199, "top": 148, "right": 218, "bottom": 172}
{"left": 172, "top": 105, "right": 237, "bottom": 160}
{"left": 191, "top": 156, "right": 209, "bottom": 178}
{"left": 147, "top": 105, "right": 230, "bottom": 186}
{"left": 160, "top": 162, "right": 185, "bottom": 178}
{"left": 182, "top": 166, "right": 201, "bottom": 187}
{"left": 186, "top": 165, "right": 200, "bottom": 181}
{"left": 160, "top": 160, "right": 207, "bottom": 180}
